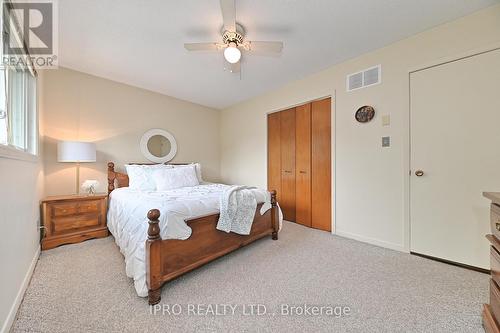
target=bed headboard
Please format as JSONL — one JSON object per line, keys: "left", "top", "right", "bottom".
{"left": 107, "top": 162, "right": 189, "bottom": 194}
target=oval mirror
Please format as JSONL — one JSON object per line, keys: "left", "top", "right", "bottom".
{"left": 140, "top": 129, "right": 177, "bottom": 163}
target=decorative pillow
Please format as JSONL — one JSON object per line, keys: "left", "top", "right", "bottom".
{"left": 125, "top": 164, "right": 172, "bottom": 191}
{"left": 153, "top": 164, "right": 199, "bottom": 191}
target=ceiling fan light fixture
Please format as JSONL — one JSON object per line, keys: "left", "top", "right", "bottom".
{"left": 183, "top": 2, "right": 283, "bottom": 74}
{"left": 224, "top": 42, "right": 241, "bottom": 64}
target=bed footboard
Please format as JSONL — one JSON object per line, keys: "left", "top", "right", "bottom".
{"left": 145, "top": 190, "right": 279, "bottom": 305}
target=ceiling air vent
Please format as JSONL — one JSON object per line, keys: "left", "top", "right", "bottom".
{"left": 346, "top": 65, "right": 381, "bottom": 92}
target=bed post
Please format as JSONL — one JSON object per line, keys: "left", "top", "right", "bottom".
{"left": 270, "top": 190, "right": 278, "bottom": 240}
{"left": 107, "top": 162, "right": 116, "bottom": 194}
{"left": 146, "top": 209, "right": 162, "bottom": 305}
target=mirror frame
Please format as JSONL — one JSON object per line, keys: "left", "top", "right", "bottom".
{"left": 140, "top": 129, "right": 178, "bottom": 163}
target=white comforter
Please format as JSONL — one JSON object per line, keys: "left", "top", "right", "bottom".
{"left": 107, "top": 183, "right": 280, "bottom": 297}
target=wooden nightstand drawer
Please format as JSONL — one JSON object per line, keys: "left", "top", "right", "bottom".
{"left": 51, "top": 202, "right": 79, "bottom": 217}
{"left": 52, "top": 215, "right": 101, "bottom": 234}
{"left": 490, "top": 279, "right": 500, "bottom": 326}
{"left": 51, "top": 201, "right": 100, "bottom": 217}
{"left": 492, "top": 246, "right": 500, "bottom": 287}
{"left": 41, "top": 194, "right": 108, "bottom": 250}
{"left": 491, "top": 204, "right": 500, "bottom": 242}
{"left": 78, "top": 201, "right": 100, "bottom": 214}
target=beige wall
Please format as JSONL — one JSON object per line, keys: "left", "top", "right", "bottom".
{"left": 0, "top": 158, "right": 42, "bottom": 333}
{"left": 0, "top": 86, "right": 44, "bottom": 333}
{"left": 41, "top": 68, "right": 220, "bottom": 196}
{"left": 220, "top": 5, "right": 500, "bottom": 251}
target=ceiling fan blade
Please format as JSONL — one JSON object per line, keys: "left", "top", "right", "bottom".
{"left": 220, "top": 0, "right": 236, "bottom": 32}
{"left": 243, "top": 41, "right": 283, "bottom": 53}
{"left": 184, "top": 42, "right": 221, "bottom": 51}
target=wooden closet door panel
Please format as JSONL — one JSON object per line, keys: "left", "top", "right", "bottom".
{"left": 280, "top": 108, "right": 296, "bottom": 221}
{"left": 311, "top": 98, "right": 332, "bottom": 232}
{"left": 267, "top": 112, "right": 281, "bottom": 200}
{"left": 295, "top": 103, "right": 312, "bottom": 227}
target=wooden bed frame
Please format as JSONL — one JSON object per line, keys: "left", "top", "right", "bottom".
{"left": 107, "top": 162, "right": 279, "bottom": 304}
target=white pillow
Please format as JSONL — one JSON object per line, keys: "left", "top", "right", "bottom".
{"left": 169, "top": 163, "right": 203, "bottom": 182}
{"left": 153, "top": 165, "right": 199, "bottom": 191}
{"left": 191, "top": 163, "right": 203, "bottom": 183}
{"left": 125, "top": 164, "right": 172, "bottom": 191}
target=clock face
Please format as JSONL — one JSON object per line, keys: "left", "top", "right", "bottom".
{"left": 355, "top": 106, "right": 375, "bottom": 123}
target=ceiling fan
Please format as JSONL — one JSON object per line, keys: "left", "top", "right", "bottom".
{"left": 184, "top": 0, "right": 284, "bottom": 74}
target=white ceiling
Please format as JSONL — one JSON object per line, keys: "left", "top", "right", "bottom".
{"left": 58, "top": 0, "right": 498, "bottom": 109}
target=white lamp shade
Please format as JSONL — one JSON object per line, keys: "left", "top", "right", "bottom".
{"left": 57, "top": 141, "right": 96, "bottom": 162}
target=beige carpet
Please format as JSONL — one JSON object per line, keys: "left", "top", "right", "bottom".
{"left": 13, "top": 222, "right": 488, "bottom": 332}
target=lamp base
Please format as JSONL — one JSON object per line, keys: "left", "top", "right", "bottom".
{"left": 75, "top": 162, "right": 80, "bottom": 195}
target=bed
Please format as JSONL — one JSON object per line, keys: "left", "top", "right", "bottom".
{"left": 106, "top": 162, "right": 280, "bottom": 304}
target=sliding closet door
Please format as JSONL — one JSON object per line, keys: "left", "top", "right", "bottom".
{"left": 267, "top": 112, "right": 281, "bottom": 201}
{"left": 280, "top": 108, "right": 296, "bottom": 221}
{"left": 311, "top": 98, "right": 331, "bottom": 231}
{"left": 295, "top": 103, "right": 312, "bottom": 227}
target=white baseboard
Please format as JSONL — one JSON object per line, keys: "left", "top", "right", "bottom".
{"left": 335, "top": 230, "right": 406, "bottom": 252}
{"left": 1, "top": 246, "right": 40, "bottom": 333}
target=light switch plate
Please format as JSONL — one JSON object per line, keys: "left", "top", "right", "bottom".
{"left": 382, "top": 114, "right": 390, "bottom": 126}
{"left": 382, "top": 136, "right": 390, "bottom": 147}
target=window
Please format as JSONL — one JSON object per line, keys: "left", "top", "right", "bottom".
{"left": 0, "top": 1, "right": 38, "bottom": 157}
{"left": 0, "top": 63, "right": 38, "bottom": 156}
{"left": 0, "top": 67, "right": 6, "bottom": 145}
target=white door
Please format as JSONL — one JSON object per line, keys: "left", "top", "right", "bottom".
{"left": 410, "top": 48, "right": 500, "bottom": 269}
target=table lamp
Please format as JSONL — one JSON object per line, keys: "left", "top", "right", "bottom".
{"left": 57, "top": 141, "right": 96, "bottom": 194}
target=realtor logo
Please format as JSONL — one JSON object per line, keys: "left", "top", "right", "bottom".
{"left": 2, "top": 0, "right": 58, "bottom": 68}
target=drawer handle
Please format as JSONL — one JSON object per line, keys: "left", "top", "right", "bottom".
{"left": 496, "top": 222, "right": 500, "bottom": 231}
{"left": 299, "top": 171, "right": 307, "bottom": 174}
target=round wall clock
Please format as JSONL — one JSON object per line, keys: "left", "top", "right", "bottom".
{"left": 355, "top": 105, "right": 375, "bottom": 123}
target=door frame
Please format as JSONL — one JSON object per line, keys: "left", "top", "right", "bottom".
{"left": 265, "top": 93, "right": 336, "bottom": 233}
{"left": 405, "top": 42, "right": 500, "bottom": 253}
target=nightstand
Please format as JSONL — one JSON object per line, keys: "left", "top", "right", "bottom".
{"left": 41, "top": 194, "right": 109, "bottom": 250}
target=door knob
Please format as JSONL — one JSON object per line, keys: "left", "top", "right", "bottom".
{"left": 415, "top": 170, "right": 424, "bottom": 177}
